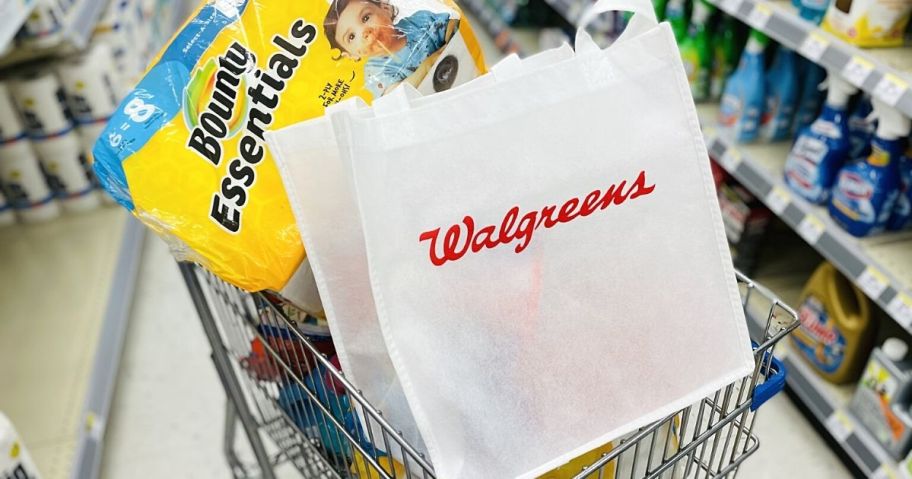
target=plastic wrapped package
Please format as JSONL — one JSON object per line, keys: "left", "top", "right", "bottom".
{"left": 92, "top": 0, "right": 487, "bottom": 308}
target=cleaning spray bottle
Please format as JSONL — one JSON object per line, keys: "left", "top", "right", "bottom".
{"left": 798, "top": 0, "right": 830, "bottom": 24}
{"left": 793, "top": 61, "right": 827, "bottom": 136}
{"left": 783, "top": 73, "right": 856, "bottom": 203}
{"left": 710, "top": 15, "right": 738, "bottom": 100}
{"left": 665, "top": 0, "right": 689, "bottom": 42}
{"left": 791, "top": 262, "right": 874, "bottom": 384}
{"left": 830, "top": 100, "right": 911, "bottom": 237}
{"left": 887, "top": 138, "right": 912, "bottom": 230}
{"left": 719, "top": 30, "right": 768, "bottom": 143}
{"left": 848, "top": 95, "right": 876, "bottom": 159}
{"left": 761, "top": 47, "right": 800, "bottom": 142}
{"left": 680, "top": 0, "right": 714, "bottom": 101}
{"left": 653, "top": 0, "right": 669, "bottom": 20}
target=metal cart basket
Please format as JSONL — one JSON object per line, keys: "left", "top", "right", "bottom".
{"left": 180, "top": 262, "right": 798, "bottom": 479}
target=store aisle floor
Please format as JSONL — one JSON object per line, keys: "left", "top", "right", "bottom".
{"left": 99, "top": 236, "right": 851, "bottom": 478}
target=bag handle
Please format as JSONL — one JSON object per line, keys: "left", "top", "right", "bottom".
{"left": 575, "top": 0, "right": 659, "bottom": 53}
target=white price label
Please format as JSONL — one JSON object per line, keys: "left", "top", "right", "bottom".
{"left": 798, "top": 215, "right": 825, "bottom": 244}
{"left": 857, "top": 267, "right": 889, "bottom": 300}
{"left": 765, "top": 187, "right": 791, "bottom": 215}
{"left": 799, "top": 32, "right": 829, "bottom": 62}
{"left": 721, "top": 0, "right": 743, "bottom": 13}
{"left": 842, "top": 56, "right": 875, "bottom": 88}
{"left": 747, "top": 3, "right": 772, "bottom": 29}
{"left": 719, "top": 148, "right": 742, "bottom": 172}
{"left": 888, "top": 293, "right": 912, "bottom": 329}
{"left": 872, "top": 465, "right": 899, "bottom": 479}
{"left": 825, "top": 410, "right": 853, "bottom": 442}
{"left": 873, "top": 73, "right": 909, "bottom": 107}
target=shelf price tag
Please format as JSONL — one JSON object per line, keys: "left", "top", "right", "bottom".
{"left": 747, "top": 3, "right": 773, "bottom": 29}
{"left": 825, "top": 410, "right": 853, "bottom": 442}
{"left": 798, "top": 32, "right": 829, "bottom": 62}
{"left": 872, "top": 465, "right": 898, "bottom": 479}
{"left": 857, "top": 267, "right": 889, "bottom": 300}
{"left": 798, "top": 215, "right": 825, "bottom": 244}
{"left": 720, "top": 0, "right": 743, "bottom": 13}
{"left": 873, "top": 73, "right": 909, "bottom": 107}
{"left": 765, "top": 187, "right": 791, "bottom": 216}
{"left": 719, "top": 147, "right": 742, "bottom": 172}
{"left": 842, "top": 56, "right": 875, "bottom": 88}
{"left": 888, "top": 293, "right": 912, "bottom": 329}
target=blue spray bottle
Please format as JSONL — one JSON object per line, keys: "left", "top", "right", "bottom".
{"left": 830, "top": 101, "right": 911, "bottom": 237}
{"left": 719, "top": 30, "right": 768, "bottom": 143}
{"left": 887, "top": 140, "right": 912, "bottom": 230}
{"left": 784, "top": 74, "right": 856, "bottom": 204}
{"left": 761, "top": 47, "right": 800, "bottom": 142}
{"left": 793, "top": 61, "right": 827, "bottom": 136}
{"left": 848, "top": 95, "right": 876, "bottom": 160}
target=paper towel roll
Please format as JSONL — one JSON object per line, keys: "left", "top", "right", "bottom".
{"left": 57, "top": 44, "right": 121, "bottom": 123}
{"left": 0, "top": 190, "right": 16, "bottom": 227}
{"left": 10, "top": 70, "right": 73, "bottom": 138}
{"left": 0, "top": 412, "right": 42, "bottom": 479}
{"left": 32, "top": 131, "right": 100, "bottom": 213}
{"left": 0, "top": 140, "right": 56, "bottom": 212}
{"left": 21, "top": 0, "right": 65, "bottom": 48}
{"left": 0, "top": 83, "right": 26, "bottom": 142}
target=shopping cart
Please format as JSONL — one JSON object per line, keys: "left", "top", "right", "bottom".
{"left": 179, "top": 263, "right": 798, "bottom": 479}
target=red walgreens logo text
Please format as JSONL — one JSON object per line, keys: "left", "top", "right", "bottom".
{"left": 419, "top": 170, "right": 656, "bottom": 266}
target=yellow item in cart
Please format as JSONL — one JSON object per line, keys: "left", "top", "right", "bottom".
{"left": 822, "top": 0, "right": 912, "bottom": 47}
{"left": 92, "top": 0, "right": 486, "bottom": 294}
{"left": 350, "top": 451, "right": 407, "bottom": 478}
{"left": 790, "top": 262, "right": 876, "bottom": 384}
{"left": 538, "top": 442, "right": 615, "bottom": 479}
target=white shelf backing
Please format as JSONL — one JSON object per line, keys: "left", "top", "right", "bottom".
{"left": 0, "top": 207, "right": 142, "bottom": 479}
{"left": 710, "top": 0, "right": 912, "bottom": 118}
{"left": 0, "top": 0, "right": 38, "bottom": 55}
{"left": 697, "top": 104, "right": 912, "bottom": 337}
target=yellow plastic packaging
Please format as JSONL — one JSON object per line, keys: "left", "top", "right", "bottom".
{"left": 93, "top": 0, "right": 486, "bottom": 295}
{"left": 822, "top": 0, "right": 912, "bottom": 47}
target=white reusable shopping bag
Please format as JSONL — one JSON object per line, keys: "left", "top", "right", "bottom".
{"left": 331, "top": 0, "right": 755, "bottom": 477}
{"left": 266, "top": 48, "right": 576, "bottom": 465}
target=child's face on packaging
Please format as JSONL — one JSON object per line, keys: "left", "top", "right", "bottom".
{"left": 334, "top": 1, "right": 397, "bottom": 59}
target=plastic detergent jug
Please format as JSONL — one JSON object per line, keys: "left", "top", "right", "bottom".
{"left": 783, "top": 74, "right": 856, "bottom": 203}
{"left": 888, "top": 141, "right": 912, "bottom": 230}
{"left": 719, "top": 30, "right": 768, "bottom": 143}
{"left": 848, "top": 95, "right": 876, "bottom": 159}
{"left": 791, "top": 262, "right": 874, "bottom": 384}
{"left": 830, "top": 100, "right": 911, "bottom": 237}
{"left": 851, "top": 338, "right": 912, "bottom": 459}
{"left": 665, "top": 0, "right": 689, "bottom": 41}
{"left": 823, "top": 0, "right": 912, "bottom": 47}
{"left": 0, "top": 413, "right": 41, "bottom": 479}
{"left": 710, "top": 16, "right": 738, "bottom": 100}
{"left": 680, "top": 0, "right": 714, "bottom": 101}
{"left": 760, "top": 47, "right": 800, "bottom": 142}
{"left": 793, "top": 61, "right": 827, "bottom": 135}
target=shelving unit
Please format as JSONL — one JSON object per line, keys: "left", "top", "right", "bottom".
{"left": 0, "top": 0, "right": 38, "bottom": 55}
{"left": 460, "top": 0, "right": 531, "bottom": 56}
{"left": 0, "top": 0, "right": 107, "bottom": 70}
{"left": 709, "top": 0, "right": 912, "bottom": 118}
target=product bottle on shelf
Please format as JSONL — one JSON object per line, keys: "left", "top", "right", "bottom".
{"left": 0, "top": 412, "right": 41, "bottom": 479}
{"left": 798, "top": 0, "right": 830, "bottom": 24}
{"left": 848, "top": 95, "right": 876, "bottom": 159}
{"left": 680, "top": 0, "right": 715, "bottom": 101}
{"left": 709, "top": 15, "right": 738, "bottom": 100}
{"left": 791, "top": 262, "right": 874, "bottom": 384}
{"left": 665, "top": 0, "right": 689, "bottom": 41}
{"left": 887, "top": 139, "right": 912, "bottom": 230}
{"left": 792, "top": 61, "right": 827, "bottom": 135}
{"left": 830, "top": 100, "right": 911, "bottom": 237}
{"left": 760, "top": 47, "right": 800, "bottom": 142}
{"left": 851, "top": 338, "right": 912, "bottom": 460}
{"left": 783, "top": 74, "right": 856, "bottom": 203}
{"left": 822, "top": 0, "right": 912, "bottom": 47}
{"left": 652, "top": 0, "right": 669, "bottom": 20}
{"left": 719, "top": 30, "right": 768, "bottom": 143}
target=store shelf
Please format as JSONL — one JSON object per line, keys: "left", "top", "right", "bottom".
{"left": 697, "top": 103, "right": 912, "bottom": 339}
{"left": 0, "top": 0, "right": 38, "bottom": 55}
{"left": 0, "top": 207, "right": 144, "bottom": 479}
{"left": 0, "top": 0, "right": 106, "bottom": 70}
{"left": 708, "top": 0, "right": 912, "bottom": 119}
{"left": 460, "top": 0, "right": 531, "bottom": 56}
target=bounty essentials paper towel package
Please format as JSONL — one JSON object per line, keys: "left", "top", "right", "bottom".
{"left": 92, "top": 0, "right": 486, "bottom": 302}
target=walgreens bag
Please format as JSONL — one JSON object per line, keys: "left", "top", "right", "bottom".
{"left": 333, "top": 1, "right": 754, "bottom": 477}
{"left": 92, "top": 0, "right": 486, "bottom": 306}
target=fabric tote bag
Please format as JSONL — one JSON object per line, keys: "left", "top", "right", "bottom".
{"left": 330, "top": 0, "right": 755, "bottom": 477}
{"left": 265, "top": 45, "right": 580, "bottom": 464}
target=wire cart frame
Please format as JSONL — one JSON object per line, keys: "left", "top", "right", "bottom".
{"left": 180, "top": 262, "right": 798, "bottom": 479}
